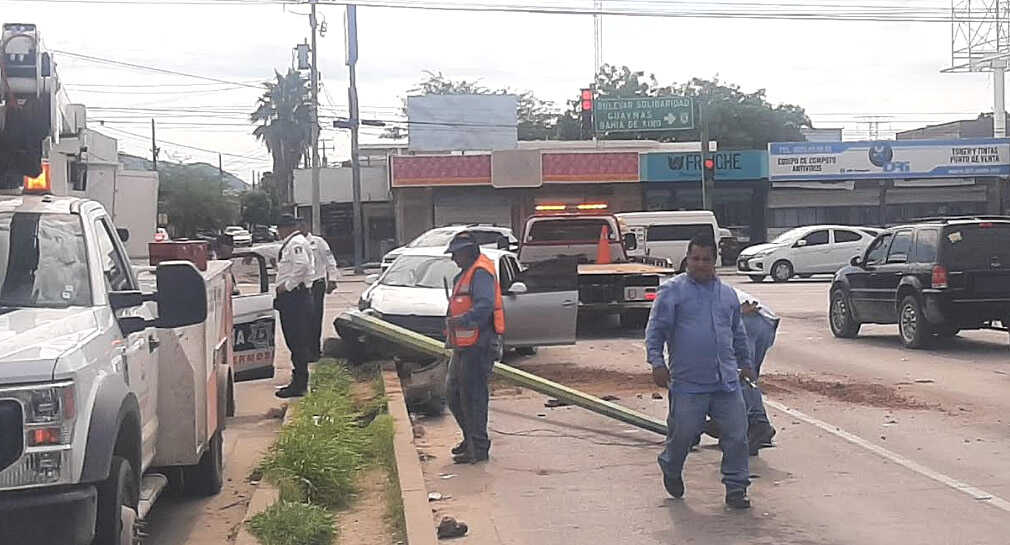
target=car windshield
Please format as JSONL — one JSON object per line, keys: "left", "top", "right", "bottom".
{"left": 772, "top": 228, "right": 808, "bottom": 244}
{"left": 381, "top": 255, "right": 460, "bottom": 289}
{"left": 0, "top": 212, "right": 91, "bottom": 308}
{"left": 407, "top": 229, "right": 459, "bottom": 248}
{"left": 527, "top": 219, "right": 615, "bottom": 242}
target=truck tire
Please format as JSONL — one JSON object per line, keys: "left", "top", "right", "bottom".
{"left": 619, "top": 310, "right": 649, "bottom": 329}
{"left": 183, "top": 431, "right": 224, "bottom": 497}
{"left": 899, "top": 295, "right": 932, "bottom": 349}
{"left": 829, "top": 289, "right": 861, "bottom": 339}
{"left": 93, "top": 456, "right": 138, "bottom": 545}
{"left": 515, "top": 346, "right": 537, "bottom": 357}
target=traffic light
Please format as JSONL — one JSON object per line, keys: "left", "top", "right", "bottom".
{"left": 580, "top": 88, "right": 594, "bottom": 139}
{"left": 703, "top": 155, "right": 716, "bottom": 183}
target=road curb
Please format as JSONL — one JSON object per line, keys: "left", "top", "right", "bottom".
{"left": 382, "top": 368, "right": 440, "bottom": 545}
{"left": 233, "top": 402, "right": 291, "bottom": 545}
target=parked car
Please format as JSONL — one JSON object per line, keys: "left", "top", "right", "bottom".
{"left": 381, "top": 225, "right": 518, "bottom": 270}
{"left": 617, "top": 210, "right": 720, "bottom": 270}
{"left": 737, "top": 225, "right": 877, "bottom": 282}
{"left": 251, "top": 224, "right": 276, "bottom": 243}
{"left": 154, "top": 227, "right": 170, "bottom": 242}
{"left": 224, "top": 225, "right": 253, "bottom": 247}
{"left": 360, "top": 247, "right": 578, "bottom": 356}
{"left": 829, "top": 216, "right": 1010, "bottom": 348}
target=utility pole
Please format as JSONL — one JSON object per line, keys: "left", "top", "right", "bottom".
{"left": 310, "top": 0, "right": 322, "bottom": 236}
{"left": 218, "top": 153, "right": 224, "bottom": 196}
{"left": 346, "top": 4, "right": 364, "bottom": 273}
{"left": 698, "top": 103, "right": 712, "bottom": 210}
{"left": 150, "top": 119, "right": 159, "bottom": 171}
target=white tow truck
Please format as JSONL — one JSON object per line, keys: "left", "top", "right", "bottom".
{"left": 0, "top": 22, "right": 276, "bottom": 545}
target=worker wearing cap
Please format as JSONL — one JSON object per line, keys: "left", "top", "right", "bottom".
{"left": 274, "top": 214, "right": 315, "bottom": 398}
{"left": 301, "top": 220, "right": 340, "bottom": 362}
{"left": 445, "top": 231, "right": 505, "bottom": 464}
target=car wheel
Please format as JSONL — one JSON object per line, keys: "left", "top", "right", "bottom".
{"left": 771, "top": 260, "right": 794, "bottom": 282}
{"left": 748, "top": 275, "right": 766, "bottom": 283}
{"left": 515, "top": 346, "right": 537, "bottom": 356}
{"left": 899, "top": 295, "right": 932, "bottom": 349}
{"left": 93, "top": 456, "right": 138, "bottom": 545}
{"left": 829, "top": 288, "right": 861, "bottom": 338}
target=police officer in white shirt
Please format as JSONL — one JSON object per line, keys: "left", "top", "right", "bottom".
{"left": 274, "top": 214, "right": 315, "bottom": 398}
{"left": 301, "top": 219, "right": 340, "bottom": 361}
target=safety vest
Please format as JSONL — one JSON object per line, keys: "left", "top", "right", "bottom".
{"left": 448, "top": 254, "right": 506, "bottom": 347}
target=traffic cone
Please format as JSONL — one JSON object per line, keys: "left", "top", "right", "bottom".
{"left": 596, "top": 224, "right": 612, "bottom": 264}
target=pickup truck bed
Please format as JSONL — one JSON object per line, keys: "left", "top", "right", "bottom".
{"left": 579, "top": 263, "right": 677, "bottom": 275}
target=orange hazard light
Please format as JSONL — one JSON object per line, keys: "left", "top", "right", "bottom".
{"left": 24, "top": 162, "right": 52, "bottom": 194}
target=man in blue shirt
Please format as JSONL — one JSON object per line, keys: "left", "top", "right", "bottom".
{"left": 646, "top": 234, "right": 756, "bottom": 509}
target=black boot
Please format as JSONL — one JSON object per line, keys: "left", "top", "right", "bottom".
{"left": 275, "top": 374, "right": 308, "bottom": 399}
{"left": 451, "top": 441, "right": 468, "bottom": 456}
{"left": 748, "top": 423, "right": 776, "bottom": 456}
{"left": 452, "top": 451, "right": 489, "bottom": 464}
{"left": 726, "top": 489, "right": 751, "bottom": 509}
{"left": 663, "top": 473, "right": 684, "bottom": 499}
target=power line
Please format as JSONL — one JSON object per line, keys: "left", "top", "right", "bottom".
{"left": 53, "top": 49, "right": 264, "bottom": 88}
{"left": 100, "top": 125, "right": 270, "bottom": 162}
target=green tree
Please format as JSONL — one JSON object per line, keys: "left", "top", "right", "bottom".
{"left": 159, "top": 166, "right": 238, "bottom": 238}
{"left": 558, "top": 64, "right": 812, "bottom": 149}
{"left": 241, "top": 190, "right": 273, "bottom": 226}
{"left": 381, "top": 70, "right": 559, "bottom": 141}
{"left": 251, "top": 70, "right": 312, "bottom": 205}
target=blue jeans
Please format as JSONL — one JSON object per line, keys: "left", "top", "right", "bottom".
{"left": 741, "top": 314, "right": 779, "bottom": 427}
{"left": 659, "top": 388, "right": 750, "bottom": 491}
{"left": 446, "top": 342, "right": 495, "bottom": 455}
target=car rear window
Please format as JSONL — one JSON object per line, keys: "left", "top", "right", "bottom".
{"left": 646, "top": 224, "right": 714, "bottom": 242}
{"left": 527, "top": 219, "right": 615, "bottom": 242}
{"left": 941, "top": 224, "right": 1010, "bottom": 270}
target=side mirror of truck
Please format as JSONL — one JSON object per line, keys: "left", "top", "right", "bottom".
{"left": 850, "top": 255, "right": 863, "bottom": 267}
{"left": 155, "top": 261, "right": 208, "bottom": 328}
{"left": 623, "top": 233, "right": 638, "bottom": 251}
{"left": 109, "top": 290, "right": 144, "bottom": 310}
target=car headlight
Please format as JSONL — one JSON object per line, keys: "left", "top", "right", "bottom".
{"left": 0, "top": 381, "right": 76, "bottom": 488}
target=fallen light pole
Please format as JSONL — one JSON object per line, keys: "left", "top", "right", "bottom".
{"left": 334, "top": 309, "right": 667, "bottom": 436}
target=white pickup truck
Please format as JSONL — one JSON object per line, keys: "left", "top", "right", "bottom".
{"left": 0, "top": 193, "right": 273, "bottom": 544}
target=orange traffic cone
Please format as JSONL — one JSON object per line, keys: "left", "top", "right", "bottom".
{"left": 596, "top": 224, "right": 612, "bottom": 264}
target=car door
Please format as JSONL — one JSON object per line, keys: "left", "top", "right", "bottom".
{"left": 500, "top": 255, "right": 578, "bottom": 347}
{"left": 94, "top": 215, "right": 160, "bottom": 465}
{"left": 789, "top": 229, "right": 831, "bottom": 273}
{"left": 848, "top": 232, "right": 892, "bottom": 322}
{"left": 868, "top": 229, "right": 914, "bottom": 322}
{"left": 229, "top": 252, "right": 276, "bottom": 381}
{"left": 830, "top": 229, "right": 867, "bottom": 273}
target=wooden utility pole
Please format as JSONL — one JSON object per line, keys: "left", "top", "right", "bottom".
{"left": 151, "top": 119, "right": 159, "bottom": 171}
{"left": 218, "top": 153, "right": 224, "bottom": 196}
{"left": 310, "top": 0, "right": 322, "bottom": 235}
{"left": 346, "top": 4, "right": 364, "bottom": 273}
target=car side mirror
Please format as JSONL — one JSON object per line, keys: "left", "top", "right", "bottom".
{"left": 508, "top": 281, "right": 528, "bottom": 295}
{"left": 497, "top": 236, "right": 509, "bottom": 250}
{"left": 109, "top": 290, "right": 144, "bottom": 310}
{"left": 118, "top": 316, "right": 147, "bottom": 335}
{"left": 366, "top": 274, "right": 379, "bottom": 284}
{"left": 623, "top": 233, "right": 638, "bottom": 251}
{"left": 117, "top": 228, "right": 130, "bottom": 243}
{"left": 850, "top": 255, "right": 863, "bottom": 267}
{"left": 795, "top": 239, "right": 808, "bottom": 248}
{"left": 154, "top": 261, "right": 208, "bottom": 328}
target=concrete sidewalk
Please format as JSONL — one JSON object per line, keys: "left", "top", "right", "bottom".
{"left": 412, "top": 391, "right": 1010, "bottom": 545}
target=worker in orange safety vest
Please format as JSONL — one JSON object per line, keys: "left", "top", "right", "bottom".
{"left": 445, "top": 231, "right": 505, "bottom": 464}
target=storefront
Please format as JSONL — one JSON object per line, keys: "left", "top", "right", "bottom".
{"left": 767, "top": 138, "right": 1008, "bottom": 237}
{"left": 640, "top": 150, "right": 769, "bottom": 243}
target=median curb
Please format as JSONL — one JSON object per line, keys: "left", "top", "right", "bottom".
{"left": 382, "top": 368, "right": 440, "bottom": 545}
{"left": 234, "top": 403, "right": 292, "bottom": 545}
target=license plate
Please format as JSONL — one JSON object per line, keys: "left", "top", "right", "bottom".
{"left": 625, "top": 287, "right": 643, "bottom": 301}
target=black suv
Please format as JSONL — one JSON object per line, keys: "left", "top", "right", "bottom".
{"left": 829, "top": 217, "right": 1010, "bottom": 348}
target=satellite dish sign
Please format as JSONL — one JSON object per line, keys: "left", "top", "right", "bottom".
{"left": 407, "top": 94, "right": 519, "bottom": 152}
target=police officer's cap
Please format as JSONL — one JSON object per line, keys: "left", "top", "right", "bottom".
{"left": 277, "top": 214, "right": 299, "bottom": 227}
{"left": 446, "top": 231, "right": 479, "bottom": 254}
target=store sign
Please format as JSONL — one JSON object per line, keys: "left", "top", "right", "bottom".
{"left": 541, "top": 152, "right": 639, "bottom": 183}
{"left": 641, "top": 150, "right": 766, "bottom": 182}
{"left": 390, "top": 155, "right": 491, "bottom": 187}
{"left": 768, "top": 138, "right": 1010, "bottom": 181}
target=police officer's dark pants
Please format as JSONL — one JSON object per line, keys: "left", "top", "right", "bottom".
{"left": 309, "top": 279, "right": 326, "bottom": 361}
{"left": 276, "top": 286, "right": 312, "bottom": 387}
{"left": 446, "top": 342, "right": 494, "bottom": 456}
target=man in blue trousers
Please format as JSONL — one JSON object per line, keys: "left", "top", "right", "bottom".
{"left": 646, "top": 234, "right": 756, "bottom": 509}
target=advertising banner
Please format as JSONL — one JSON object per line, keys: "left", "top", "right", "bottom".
{"left": 641, "top": 150, "right": 766, "bottom": 182}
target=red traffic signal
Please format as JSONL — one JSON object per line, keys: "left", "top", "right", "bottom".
{"left": 704, "top": 158, "right": 716, "bottom": 170}
{"left": 581, "top": 88, "right": 593, "bottom": 111}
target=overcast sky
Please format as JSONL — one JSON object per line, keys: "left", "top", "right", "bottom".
{"left": 2, "top": 0, "right": 1000, "bottom": 184}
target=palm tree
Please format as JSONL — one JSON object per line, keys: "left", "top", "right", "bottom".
{"left": 250, "top": 69, "right": 312, "bottom": 205}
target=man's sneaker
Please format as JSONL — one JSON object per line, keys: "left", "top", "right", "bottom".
{"left": 662, "top": 473, "right": 684, "bottom": 499}
{"left": 451, "top": 441, "right": 468, "bottom": 456}
{"left": 275, "top": 384, "right": 307, "bottom": 399}
{"left": 452, "top": 451, "right": 489, "bottom": 464}
{"left": 725, "top": 489, "right": 751, "bottom": 509}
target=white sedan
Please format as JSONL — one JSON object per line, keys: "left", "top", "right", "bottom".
{"left": 737, "top": 225, "right": 878, "bottom": 282}
{"left": 360, "top": 247, "right": 577, "bottom": 355}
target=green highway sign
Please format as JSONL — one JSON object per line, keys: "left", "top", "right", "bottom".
{"left": 595, "top": 96, "right": 695, "bottom": 133}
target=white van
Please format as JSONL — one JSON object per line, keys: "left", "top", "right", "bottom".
{"left": 617, "top": 211, "right": 720, "bottom": 270}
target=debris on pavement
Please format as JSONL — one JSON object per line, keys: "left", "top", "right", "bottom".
{"left": 914, "top": 379, "right": 935, "bottom": 384}
{"left": 439, "top": 473, "right": 457, "bottom": 480}
{"left": 544, "top": 398, "right": 571, "bottom": 408}
{"left": 651, "top": 392, "right": 663, "bottom": 400}
{"left": 428, "top": 492, "right": 450, "bottom": 502}
{"left": 601, "top": 394, "right": 621, "bottom": 401}
{"left": 437, "top": 516, "right": 469, "bottom": 539}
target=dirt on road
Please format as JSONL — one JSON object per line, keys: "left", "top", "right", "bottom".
{"left": 761, "top": 373, "right": 937, "bottom": 410}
